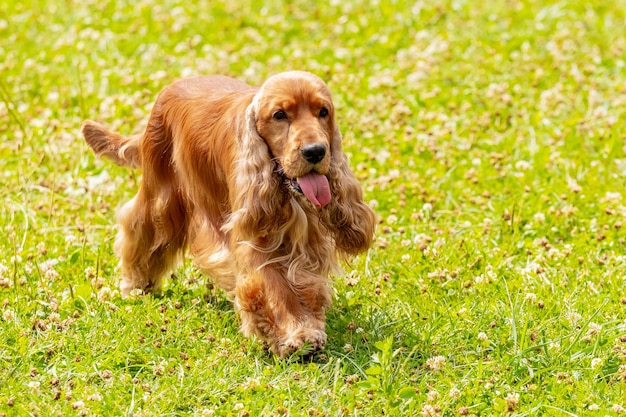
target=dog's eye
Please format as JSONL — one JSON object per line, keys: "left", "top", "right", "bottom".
{"left": 319, "top": 107, "right": 329, "bottom": 118}
{"left": 273, "top": 110, "right": 287, "bottom": 120}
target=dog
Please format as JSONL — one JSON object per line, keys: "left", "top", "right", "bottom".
{"left": 81, "top": 71, "right": 376, "bottom": 357}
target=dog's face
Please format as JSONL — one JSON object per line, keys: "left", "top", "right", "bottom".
{"left": 254, "top": 72, "right": 334, "bottom": 180}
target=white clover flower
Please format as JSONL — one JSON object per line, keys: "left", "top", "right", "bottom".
{"left": 243, "top": 377, "right": 260, "bottom": 390}
{"left": 413, "top": 233, "right": 433, "bottom": 246}
{"left": 485, "top": 265, "right": 497, "bottom": 281}
{"left": 45, "top": 269, "right": 60, "bottom": 280}
{"left": 36, "top": 242, "right": 46, "bottom": 255}
{"left": 603, "top": 191, "right": 622, "bottom": 202}
{"left": 566, "top": 311, "right": 582, "bottom": 326}
{"left": 448, "top": 387, "right": 461, "bottom": 399}
{"left": 85, "top": 266, "right": 96, "bottom": 279}
{"left": 525, "top": 293, "right": 537, "bottom": 303}
{"left": 567, "top": 177, "right": 582, "bottom": 193}
{"left": 344, "top": 272, "right": 359, "bottom": 287}
{"left": 421, "top": 404, "right": 439, "bottom": 417}
{"left": 587, "top": 322, "right": 602, "bottom": 336}
{"left": 0, "top": 262, "right": 9, "bottom": 277}
{"left": 3, "top": 310, "right": 15, "bottom": 322}
{"left": 39, "top": 259, "right": 58, "bottom": 272}
{"left": 425, "top": 355, "right": 446, "bottom": 371}
{"left": 426, "top": 389, "right": 439, "bottom": 403}
{"left": 129, "top": 288, "right": 145, "bottom": 298}
{"left": 505, "top": 392, "right": 520, "bottom": 411}
{"left": 87, "top": 392, "right": 103, "bottom": 402}
{"left": 98, "top": 287, "right": 117, "bottom": 302}
{"left": 474, "top": 274, "right": 486, "bottom": 284}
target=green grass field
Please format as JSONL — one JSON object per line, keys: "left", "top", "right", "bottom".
{"left": 2, "top": 0, "right": 626, "bottom": 415}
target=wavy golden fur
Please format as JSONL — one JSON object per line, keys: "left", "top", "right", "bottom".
{"left": 81, "top": 71, "right": 376, "bottom": 357}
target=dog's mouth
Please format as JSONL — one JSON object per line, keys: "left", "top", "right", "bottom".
{"left": 275, "top": 163, "right": 331, "bottom": 208}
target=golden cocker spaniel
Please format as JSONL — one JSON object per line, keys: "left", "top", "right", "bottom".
{"left": 81, "top": 71, "right": 376, "bottom": 357}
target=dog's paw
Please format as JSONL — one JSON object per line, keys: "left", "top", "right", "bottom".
{"left": 274, "top": 327, "right": 327, "bottom": 358}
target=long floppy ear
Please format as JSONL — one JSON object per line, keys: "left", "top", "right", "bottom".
{"left": 325, "top": 123, "right": 377, "bottom": 256}
{"left": 226, "top": 98, "right": 283, "bottom": 241}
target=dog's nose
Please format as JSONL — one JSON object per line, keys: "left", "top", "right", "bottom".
{"left": 301, "top": 144, "right": 326, "bottom": 164}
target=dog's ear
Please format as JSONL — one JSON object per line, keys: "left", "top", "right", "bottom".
{"left": 226, "top": 99, "right": 283, "bottom": 239}
{"left": 325, "top": 123, "right": 376, "bottom": 256}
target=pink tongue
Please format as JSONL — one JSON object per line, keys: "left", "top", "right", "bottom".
{"left": 297, "top": 173, "right": 331, "bottom": 208}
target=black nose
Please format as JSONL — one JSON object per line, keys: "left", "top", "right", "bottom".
{"left": 301, "top": 144, "right": 327, "bottom": 164}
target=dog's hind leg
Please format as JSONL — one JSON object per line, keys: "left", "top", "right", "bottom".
{"left": 114, "top": 117, "right": 189, "bottom": 296}
{"left": 115, "top": 187, "right": 188, "bottom": 296}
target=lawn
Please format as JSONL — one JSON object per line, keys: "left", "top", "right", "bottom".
{"left": 1, "top": 0, "right": 626, "bottom": 415}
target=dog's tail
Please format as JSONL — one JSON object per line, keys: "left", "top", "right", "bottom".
{"left": 81, "top": 120, "right": 142, "bottom": 169}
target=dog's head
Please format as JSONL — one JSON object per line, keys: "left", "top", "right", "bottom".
{"left": 246, "top": 71, "right": 336, "bottom": 208}
{"left": 231, "top": 71, "right": 375, "bottom": 254}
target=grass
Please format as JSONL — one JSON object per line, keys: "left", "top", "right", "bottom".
{"left": 1, "top": 0, "right": 626, "bottom": 415}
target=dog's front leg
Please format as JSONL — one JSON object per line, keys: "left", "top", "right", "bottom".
{"left": 233, "top": 248, "right": 328, "bottom": 357}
